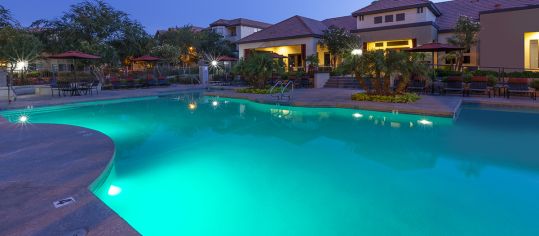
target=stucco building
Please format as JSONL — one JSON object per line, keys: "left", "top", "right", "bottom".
{"left": 238, "top": 0, "right": 539, "bottom": 71}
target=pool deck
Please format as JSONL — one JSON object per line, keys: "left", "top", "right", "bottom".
{"left": 206, "top": 88, "right": 539, "bottom": 118}
{"left": 0, "top": 117, "right": 139, "bottom": 236}
{"left": 0, "top": 84, "right": 205, "bottom": 111}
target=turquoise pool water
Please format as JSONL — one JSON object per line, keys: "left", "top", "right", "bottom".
{"left": 2, "top": 93, "right": 539, "bottom": 236}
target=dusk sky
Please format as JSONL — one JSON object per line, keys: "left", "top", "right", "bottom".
{"left": 2, "top": 0, "right": 447, "bottom": 34}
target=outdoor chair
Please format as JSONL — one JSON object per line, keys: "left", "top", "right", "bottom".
{"left": 57, "top": 81, "right": 76, "bottom": 96}
{"left": 443, "top": 76, "right": 465, "bottom": 96}
{"left": 407, "top": 78, "right": 428, "bottom": 94}
{"left": 50, "top": 79, "right": 61, "bottom": 97}
{"left": 467, "top": 76, "right": 491, "bottom": 98}
{"left": 506, "top": 78, "right": 536, "bottom": 100}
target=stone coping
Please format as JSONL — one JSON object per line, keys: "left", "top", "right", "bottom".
{"left": 0, "top": 118, "right": 139, "bottom": 236}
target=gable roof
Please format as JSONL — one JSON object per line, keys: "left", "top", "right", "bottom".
{"left": 352, "top": 0, "right": 441, "bottom": 16}
{"left": 237, "top": 15, "right": 329, "bottom": 44}
{"left": 210, "top": 18, "right": 272, "bottom": 29}
{"left": 322, "top": 16, "right": 357, "bottom": 31}
{"left": 435, "top": 0, "right": 539, "bottom": 32}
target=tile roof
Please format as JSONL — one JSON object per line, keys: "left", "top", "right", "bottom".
{"left": 322, "top": 16, "right": 357, "bottom": 31}
{"left": 352, "top": 0, "right": 441, "bottom": 16}
{"left": 237, "top": 15, "right": 329, "bottom": 44}
{"left": 210, "top": 18, "right": 272, "bottom": 29}
{"left": 435, "top": 0, "right": 539, "bottom": 31}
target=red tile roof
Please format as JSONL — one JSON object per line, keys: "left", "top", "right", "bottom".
{"left": 353, "top": 0, "right": 441, "bottom": 16}
{"left": 435, "top": 0, "right": 539, "bottom": 31}
{"left": 322, "top": 16, "right": 357, "bottom": 31}
{"left": 210, "top": 18, "right": 272, "bottom": 29}
{"left": 237, "top": 15, "right": 329, "bottom": 44}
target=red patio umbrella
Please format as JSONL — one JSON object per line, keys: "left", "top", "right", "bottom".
{"left": 407, "top": 42, "right": 464, "bottom": 79}
{"left": 48, "top": 51, "right": 101, "bottom": 81}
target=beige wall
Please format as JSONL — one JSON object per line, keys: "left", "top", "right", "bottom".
{"left": 437, "top": 33, "right": 479, "bottom": 67}
{"left": 238, "top": 37, "right": 319, "bottom": 59}
{"left": 480, "top": 8, "right": 539, "bottom": 69}
{"left": 357, "top": 8, "right": 437, "bottom": 29}
{"left": 356, "top": 24, "right": 438, "bottom": 46}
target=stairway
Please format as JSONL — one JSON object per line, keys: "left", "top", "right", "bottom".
{"left": 323, "top": 77, "right": 360, "bottom": 89}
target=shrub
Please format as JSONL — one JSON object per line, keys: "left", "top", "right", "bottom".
{"left": 462, "top": 72, "right": 473, "bottom": 83}
{"left": 351, "top": 93, "right": 420, "bottom": 103}
{"left": 504, "top": 71, "right": 539, "bottom": 78}
{"left": 486, "top": 74, "right": 498, "bottom": 87}
{"left": 236, "top": 87, "right": 278, "bottom": 94}
{"left": 531, "top": 79, "right": 539, "bottom": 90}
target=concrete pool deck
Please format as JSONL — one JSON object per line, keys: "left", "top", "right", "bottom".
{"left": 206, "top": 88, "right": 539, "bottom": 118}
{"left": 0, "top": 117, "right": 139, "bottom": 236}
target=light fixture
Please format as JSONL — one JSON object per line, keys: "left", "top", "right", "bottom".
{"left": 351, "top": 49, "right": 363, "bottom": 56}
{"left": 211, "top": 60, "right": 218, "bottom": 67}
{"left": 211, "top": 100, "right": 219, "bottom": 107}
{"left": 108, "top": 185, "right": 122, "bottom": 196}
{"left": 188, "top": 102, "right": 197, "bottom": 110}
{"left": 18, "top": 115, "right": 29, "bottom": 123}
{"left": 418, "top": 119, "right": 433, "bottom": 126}
{"left": 353, "top": 113, "right": 363, "bottom": 118}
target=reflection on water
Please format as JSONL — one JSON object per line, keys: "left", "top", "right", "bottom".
{"left": 1, "top": 92, "right": 539, "bottom": 236}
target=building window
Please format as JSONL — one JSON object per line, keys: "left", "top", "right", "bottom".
{"left": 463, "top": 56, "right": 471, "bottom": 64}
{"left": 324, "top": 53, "right": 331, "bottom": 66}
{"left": 228, "top": 27, "right": 237, "bottom": 36}
{"left": 385, "top": 15, "right": 393, "bottom": 23}
{"left": 375, "top": 42, "right": 384, "bottom": 47}
{"left": 417, "top": 7, "right": 424, "bottom": 13}
{"left": 358, "top": 15, "right": 364, "bottom": 21}
{"left": 396, "top": 13, "right": 405, "bottom": 21}
{"left": 445, "top": 58, "right": 456, "bottom": 65}
{"left": 530, "top": 39, "right": 539, "bottom": 69}
{"left": 374, "top": 16, "right": 383, "bottom": 24}
{"left": 387, "top": 41, "right": 409, "bottom": 47}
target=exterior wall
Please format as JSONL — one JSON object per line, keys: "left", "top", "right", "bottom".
{"left": 357, "top": 8, "right": 437, "bottom": 29}
{"left": 356, "top": 24, "right": 438, "bottom": 46}
{"left": 239, "top": 26, "right": 262, "bottom": 40}
{"left": 238, "top": 37, "right": 320, "bottom": 59}
{"left": 480, "top": 8, "right": 539, "bottom": 69}
{"left": 437, "top": 32, "right": 479, "bottom": 67}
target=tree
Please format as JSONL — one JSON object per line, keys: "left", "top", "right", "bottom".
{"left": 0, "top": 27, "right": 42, "bottom": 102}
{"left": 150, "top": 44, "right": 181, "bottom": 65}
{"left": 232, "top": 52, "right": 284, "bottom": 89}
{"left": 30, "top": 0, "right": 151, "bottom": 66}
{"left": 0, "top": 5, "right": 18, "bottom": 28}
{"left": 447, "top": 16, "right": 480, "bottom": 71}
{"left": 318, "top": 26, "right": 360, "bottom": 69}
{"left": 343, "top": 50, "right": 429, "bottom": 95}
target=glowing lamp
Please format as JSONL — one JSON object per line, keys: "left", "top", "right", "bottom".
{"left": 108, "top": 185, "right": 122, "bottom": 196}
{"left": 418, "top": 119, "right": 433, "bottom": 126}
{"left": 353, "top": 113, "right": 363, "bottom": 118}
{"left": 18, "top": 115, "right": 29, "bottom": 123}
{"left": 211, "top": 60, "right": 218, "bottom": 67}
{"left": 188, "top": 102, "right": 197, "bottom": 110}
{"left": 351, "top": 49, "right": 363, "bottom": 56}
{"left": 211, "top": 101, "right": 219, "bottom": 107}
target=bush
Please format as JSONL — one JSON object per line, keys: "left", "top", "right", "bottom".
{"left": 486, "top": 74, "right": 498, "bottom": 86}
{"left": 351, "top": 93, "right": 420, "bottom": 103}
{"left": 435, "top": 69, "right": 462, "bottom": 78}
{"left": 462, "top": 72, "right": 473, "bottom": 83}
{"left": 504, "top": 71, "right": 539, "bottom": 78}
{"left": 531, "top": 80, "right": 539, "bottom": 90}
{"left": 236, "top": 87, "right": 278, "bottom": 94}
{"left": 472, "top": 70, "right": 499, "bottom": 77}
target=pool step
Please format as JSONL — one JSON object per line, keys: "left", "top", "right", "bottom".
{"left": 323, "top": 77, "right": 360, "bottom": 89}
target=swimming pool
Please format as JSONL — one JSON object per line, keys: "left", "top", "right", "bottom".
{"left": 2, "top": 92, "right": 539, "bottom": 236}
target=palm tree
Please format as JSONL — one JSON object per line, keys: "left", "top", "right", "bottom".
{"left": 318, "top": 26, "right": 360, "bottom": 69}
{"left": 233, "top": 52, "right": 284, "bottom": 89}
{"left": 394, "top": 53, "right": 430, "bottom": 94}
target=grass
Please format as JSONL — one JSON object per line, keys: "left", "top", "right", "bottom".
{"left": 351, "top": 93, "right": 420, "bottom": 103}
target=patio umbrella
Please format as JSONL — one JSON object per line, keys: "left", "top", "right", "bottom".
{"left": 48, "top": 51, "right": 101, "bottom": 81}
{"left": 132, "top": 55, "right": 161, "bottom": 79}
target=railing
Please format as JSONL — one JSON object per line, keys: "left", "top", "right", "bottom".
{"left": 269, "top": 80, "right": 294, "bottom": 100}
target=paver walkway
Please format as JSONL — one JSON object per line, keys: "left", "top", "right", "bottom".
{"left": 0, "top": 118, "right": 139, "bottom": 236}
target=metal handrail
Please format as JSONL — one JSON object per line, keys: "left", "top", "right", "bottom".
{"left": 280, "top": 81, "right": 294, "bottom": 100}
{"left": 269, "top": 80, "right": 283, "bottom": 95}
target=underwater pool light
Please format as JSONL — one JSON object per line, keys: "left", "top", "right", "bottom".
{"left": 418, "top": 119, "right": 433, "bottom": 126}
{"left": 108, "top": 185, "right": 122, "bottom": 196}
{"left": 353, "top": 113, "right": 363, "bottom": 118}
{"left": 211, "top": 101, "right": 219, "bottom": 107}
